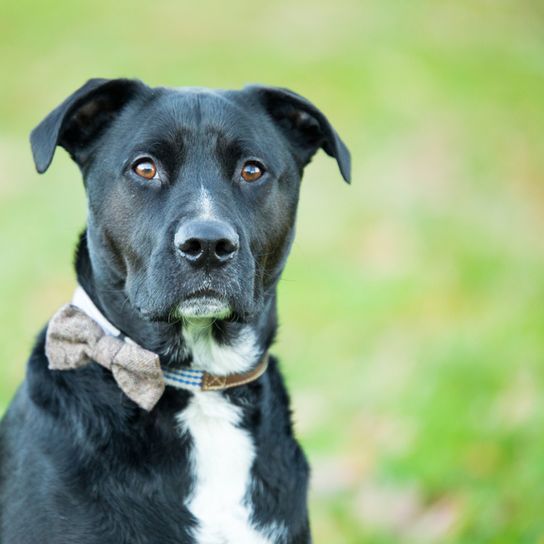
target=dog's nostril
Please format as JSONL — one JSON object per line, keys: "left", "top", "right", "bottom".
{"left": 179, "top": 238, "right": 203, "bottom": 258}
{"left": 215, "top": 238, "right": 238, "bottom": 259}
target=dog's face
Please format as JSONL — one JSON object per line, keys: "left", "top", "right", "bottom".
{"left": 31, "top": 79, "right": 350, "bottom": 323}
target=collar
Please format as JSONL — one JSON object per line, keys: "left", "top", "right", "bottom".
{"left": 71, "top": 285, "right": 268, "bottom": 392}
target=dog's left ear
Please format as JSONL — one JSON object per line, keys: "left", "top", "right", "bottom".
{"left": 30, "top": 78, "right": 148, "bottom": 173}
{"left": 246, "top": 85, "right": 351, "bottom": 183}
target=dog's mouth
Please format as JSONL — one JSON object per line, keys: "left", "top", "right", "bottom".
{"left": 175, "top": 289, "right": 232, "bottom": 320}
{"left": 129, "top": 265, "right": 256, "bottom": 323}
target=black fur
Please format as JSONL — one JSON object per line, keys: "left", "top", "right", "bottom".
{"left": 0, "top": 79, "right": 350, "bottom": 543}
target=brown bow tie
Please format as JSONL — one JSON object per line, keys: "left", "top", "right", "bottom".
{"left": 46, "top": 304, "right": 164, "bottom": 411}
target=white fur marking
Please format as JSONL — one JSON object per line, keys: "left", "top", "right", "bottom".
{"left": 177, "top": 393, "right": 273, "bottom": 544}
{"left": 183, "top": 320, "right": 259, "bottom": 375}
{"left": 177, "top": 297, "right": 232, "bottom": 320}
{"left": 198, "top": 186, "right": 215, "bottom": 219}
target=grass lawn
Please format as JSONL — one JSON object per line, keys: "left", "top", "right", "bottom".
{"left": 1, "top": 1, "right": 544, "bottom": 542}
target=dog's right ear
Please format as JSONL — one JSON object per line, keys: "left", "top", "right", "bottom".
{"left": 30, "top": 78, "right": 147, "bottom": 173}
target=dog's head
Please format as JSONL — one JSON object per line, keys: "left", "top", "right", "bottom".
{"left": 30, "top": 79, "right": 350, "bottom": 323}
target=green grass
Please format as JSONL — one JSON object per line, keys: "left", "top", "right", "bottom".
{"left": 1, "top": 1, "right": 544, "bottom": 541}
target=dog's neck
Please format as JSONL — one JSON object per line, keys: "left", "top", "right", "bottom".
{"left": 74, "top": 232, "right": 277, "bottom": 375}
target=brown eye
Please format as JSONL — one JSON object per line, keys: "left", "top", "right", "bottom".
{"left": 132, "top": 158, "right": 157, "bottom": 180}
{"left": 241, "top": 161, "right": 265, "bottom": 182}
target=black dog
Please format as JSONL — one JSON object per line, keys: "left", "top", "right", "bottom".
{"left": 0, "top": 79, "right": 350, "bottom": 544}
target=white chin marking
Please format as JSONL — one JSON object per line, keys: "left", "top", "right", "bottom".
{"left": 177, "top": 297, "right": 231, "bottom": 319}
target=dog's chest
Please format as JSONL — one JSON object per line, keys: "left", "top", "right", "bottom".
{"left": 176, "top": 392, "right": 274, "bottom": 544}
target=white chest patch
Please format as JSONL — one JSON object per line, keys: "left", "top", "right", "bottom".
{"left": 176, "top": 392, "right": 274, "bottom": 544}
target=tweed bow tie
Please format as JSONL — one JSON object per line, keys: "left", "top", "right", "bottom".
{"left": 46, "top": 304, "right": 165, "bottom": 411}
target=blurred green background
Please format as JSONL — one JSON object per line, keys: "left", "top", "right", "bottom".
{"left": 1, "top": 0, "right": 544, "bottom": 542}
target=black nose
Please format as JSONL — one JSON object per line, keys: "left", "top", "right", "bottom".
{"left": 175, "top": 219, "right": 239, "bottom": 268}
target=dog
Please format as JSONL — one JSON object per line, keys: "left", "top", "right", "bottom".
{"left": 0, "top": 78, "right": 350, "bottom": 544}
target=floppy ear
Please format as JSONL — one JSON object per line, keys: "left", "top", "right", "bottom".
{"left": 30, "top": 78, "right": 147, "bottom": 173}
{"left": 246, "top": 85, "right": 351, "bottom": 183}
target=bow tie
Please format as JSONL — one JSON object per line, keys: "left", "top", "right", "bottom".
{"left": 46, "top": 304, "right": 164, "bottom": 411}
{"left": 45, "top": 288, "right": 269, "bottom": 411}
